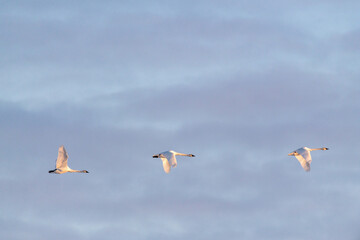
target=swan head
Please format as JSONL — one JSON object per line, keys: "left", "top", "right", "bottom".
{"left": 323, "top": 147, "right": 329, "bottom": 150}
{"left": 82, "top": 170, "right": 89, "bottom": 173}
{"left": 189, "top": 154, "right": 195, "bottom": 157}
{"left": 153, "top": 154, "right": 165, "bottom": 158}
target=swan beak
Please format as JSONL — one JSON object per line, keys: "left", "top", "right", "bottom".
{"left": 153, "top": 155, "right": 159, "bottom": 158}
{"left": 191, "top": 154, "right": 195, "bottom": 157}
{"left": 325, "top": 148, "right": 329, "bottom": 150}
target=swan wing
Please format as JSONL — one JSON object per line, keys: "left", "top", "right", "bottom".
{"left": 56, "top": 146, "right": 69, "bottom": 169}
{"left": 168, "top": 153, "right": 177, "bottom": 167}
{"left": 161, "top": 151, "right": 177, "bottom": 167}
{"left": 294, "top": 149, "right": 312, "bottom": 171}
{"left": 160, "top": 157, "right": 171, "bottom": 173}
{"left": 294, "top": 154, "right": 310, "bottom": 171}
{"left": 302, "top": 151, "right": 312, "bottom": 164}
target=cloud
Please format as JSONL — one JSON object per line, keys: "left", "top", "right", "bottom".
{"left": 1, "top": 0, "right": 360, "bottom": 239}
{"left": 1, "top": 96, "right": 359, "bottom": 240}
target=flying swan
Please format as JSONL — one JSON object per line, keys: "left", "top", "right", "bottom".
{"left": 288, "top": 147, "right": 329, "bottom": 171}
{"left": 49, "top": 145, "right": 89, "bottom": 174}
{"left": 152, "top": 150, "right": 195, "bottom": 173}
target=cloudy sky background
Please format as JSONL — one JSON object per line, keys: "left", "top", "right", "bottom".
{"left": 1, "top": 0, "right": 360, "bottom": 239}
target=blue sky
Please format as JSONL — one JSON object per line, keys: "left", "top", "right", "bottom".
{"left": 1, "top": 1, "right": 360, "bottom": 239}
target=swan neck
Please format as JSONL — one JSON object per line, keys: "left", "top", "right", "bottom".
{"left": 175, "top": 153, "right": 188, "bottom": 156}
{"left": 310, "top": 148, "right": 327, "bottom": 151}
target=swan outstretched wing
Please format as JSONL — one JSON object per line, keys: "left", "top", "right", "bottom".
{"left": 302, "top": 151, "right": 312, "bottom": 164}
{"left": 168, "top": 153, "right": 177, "bottom": 167}
{"left": 161, "top": 157, "right": 171, "bottom": 173}
{"left": 294, "top": 149, "right": 312, "bottom": 171}
{"left": 295, "top": 155, "right": 310, "bottom": 171}
{"left": 56, "top": 146, "right": 69, "bottom": 169}
{"left": 161, "top": 151, "right": 177, "bottom": 168}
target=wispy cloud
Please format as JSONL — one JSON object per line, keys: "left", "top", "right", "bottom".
{"left": 1, "top": 0, "right": 360, "bottom": 239}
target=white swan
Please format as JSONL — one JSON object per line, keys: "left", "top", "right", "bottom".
{"left": 49, "top": 145, "right": 89, "bottom": 174}
{"left": 152, "top": 150, "right": 195, "bottom": 173}
{"left": 288, "top": 147, "right": 329, "bottom": 171}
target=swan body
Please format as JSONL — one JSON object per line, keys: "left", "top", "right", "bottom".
{"left": 288, "top": 147, "right": 329, "bottom": 171}
{"left": 152, "top": 150, "right": 195, "bottom": 173}
{"left": 49, "top": 145, "right": 89, "bottom": 174}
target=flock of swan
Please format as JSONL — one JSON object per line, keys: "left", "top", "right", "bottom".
{"left": 49, "top": 145, "right": 329, "bottom": 174}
